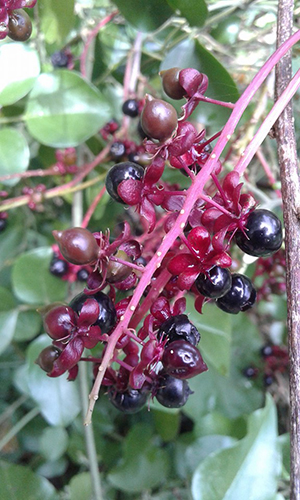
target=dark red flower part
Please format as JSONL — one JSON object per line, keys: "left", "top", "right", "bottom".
{"left": 179, "top": 69, "right": 209, "bottom": 119}
{"left": 48, "top": 337, "right": 85, "bottom": 378}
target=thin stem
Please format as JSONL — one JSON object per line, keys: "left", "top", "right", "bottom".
{"left": 197, "top": 95, "right": 235, "bottom": 109}
{"left": 110, "top": 256, "right": 146, "bottom": 272}
{"left": 0, "top": 395, "right": 28, "bottom": 426}
{"left": 0, "top": 407, "right": 40, "bottom": 453}
{"left": 81, "top": 185, "right": 106, "bottom": 229}
{"left": 255, "top": 148, "right": 282, "bottom": 198}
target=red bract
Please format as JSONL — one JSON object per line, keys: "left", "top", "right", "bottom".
{"left": 167, "top": 226, "right": 232, "bottom": 290}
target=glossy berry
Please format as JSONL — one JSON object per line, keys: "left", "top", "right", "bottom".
{"left": 69, "top": 291, "right": 117, "bottom": 334}
{"left": 36, "top": 346, "right": 61, "bottom": 373}
{"left": 216, "top": 273, "right": 256, "bottom": 314}
{"left": 235, "top": 209, "right": 283, "bottom": 257}
{"left": 43, "top": 305, "right": 76, "bottom": 340}
{"left": 52, "top": 227, "right": 99, "bottom": 265}
{"left": 156, "top": 373, "right": 192, "bottom": 408}
{"left": 0, "top": 219, "right": 7, "bottom": 232}
{"left": 49, "top": 257, "right": 69, "bottom": 277}
{"left": 51, "top": 51, "right": 69, "bottom": 68}
{"left": 122, "top": 99, "right": 139, "bottom": 118}
{"left": 195, "top": 266, "right": 232, "bottom": 299}
{"left": 8, "top": 9, "right": 32, "bottom": 42}
{"left": 140, "top": 96, "right": 177, "bottom": 141}
{"left": 162, "top": 340, "right": 208, "bottom": 379}
{"left": 105, "top": 162, "right": 144, "bottom": 204}
{"left": 109, "top": 141, "right": 126, "bottom": 160}
{"left": 242, "top": 366, "right": 259, "bottom": 379}
{"left": 260, "top": 344, "right": 273, "bottom": 358}
{"left": 76, "top": 268, "right": 90, "bottom": 282}
{"left": 158, "top": 314, "right": 200, "bottom": 346}
{"left": 106, "top": 250, "right": 132, "bottom": 283}
{"left": 108, "top": 386, "right": 148, "bottom": 413}
{"left": 160, "top": 67, "right": 185, "bottom": 100}
{"left": 264, "top": 374, "right": 274, "bottom": 386}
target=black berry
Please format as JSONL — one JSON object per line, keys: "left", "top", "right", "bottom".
{"left": 216, "top": 273, "right": 256, "bottom": 314}
{"left": 69, "top": 291, "right": 117, "bottom": 334}
{"left": 195, "top": 266, "right": 232, "bottom": 299}
{"left": 105, "top": 162, "right": 144, "bottom": 204}
{"left": 156, "top": 373, "right": 192, "bottom": 408}
{"left": 158, "top": 314, "right": 200, "bottom": 346}
{"left": 140, "top": 96, "right": 177, "bottom": 142}
{"left": 49, "top": 257, "right": 69, "bottom": 277}
{"left": 8, "top": 9, "right": 32, "bottom": 42}
{"left": 0, "top": 219, "right": 7, "bottom": 232}
{"left": 122, "top": 99, "right": 139, "bottom": 118}
{"left": 108, "top": 386, "right": 148, "bottom": 413}
{"left": 109, "top": 142, "right": 126, "bottom": 160}
{"left": 51, "top": 51, "right": 69, "bottom": 68}
{"left": 264, "top": 374, "right": 274, "bottom": 386}
{"left": 235, "top": 209, "right": 283, "bottom": 257}
{"left": 260, "top": 344, "right": 273, "bottom": 358}
{"left": 242, "top": 366, "right": 259, "bottom": 379}
{"left": 76, "top": 268, "right": 90, "bottom": 282}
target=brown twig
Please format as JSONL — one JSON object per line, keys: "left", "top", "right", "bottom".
{"left": 274, "top": 1, "right": 300, "bottom": 499}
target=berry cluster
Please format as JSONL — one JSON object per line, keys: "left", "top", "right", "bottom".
{"left": 243, "top": 344, "right": 288, "bottom": 387}
{"left": 0, "top": 0, "right": 36, "bottom": 41}
{"left": 37, "top": 67, "right": 283, "bottom": 416}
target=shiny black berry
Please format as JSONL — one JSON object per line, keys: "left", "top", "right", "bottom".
{"left": 260, "top": 344, "right": 273, "bottom": 358}
{"left": 158, "top": 314, "right": 200, "bottom": 346}
{"left": 0, "top": 219, "right": 7, "bottom": 232}
{"left": 195, "top": 266, "right": 232, "bottom": 299}
{"left": 235, "top": 209, "right": 283, "bottom": 257}
{"left": 49, "top": 257, "right": 69, "bottom": 277}
{"left": 264, "top": 374, "right": 274, "bottom": 386}
{"left": 8, "top": 9, "right": 32, "bottom": 42}
{"left": 162, "top": 340, "right": 208, "bottom": 379}
{"left": 160, "top": 67, "right": 185, "bottom": 100}
{"left": 105, "top": 162, "right": 144, "bottom": 204}
{"left": 108, "top": 386, "right": 148, "bottom": 413}
{"left": 156, "top": 373, "right": 193, "bottom": 408}
{"left": 69, "top": 291, "right": 117, "bottom": 334}
{"left": 109, "top": 141, "right": 126, "bottom": 160}
{"left": 242, "top": 366, "right": 259, "bottom": 379}
{"left": 141, "top": 96, "right": 177, "bottom": 142}
{"left": 36, "top": 346, "right": 61, "bottom": 373}
{"left": 76, "top": 268, "right": 90, "bottom": 282}
{"left": 52, "top": 227, "right": 99, "bottom": 265}
{"left": 216, "top": 273, "right": 256, "bottom": 314}
{"left": 51, "top": 51, "right": 69, "bottom": 68}
{"left": 122, "top": 99, "right": 139, "bottom": 118}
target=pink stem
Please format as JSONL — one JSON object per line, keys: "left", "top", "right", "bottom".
{"left": 82, "top": 186, "right": 106, "bottom": 229}
{"left": 255, "top": 149, "right": 282, "bottom": 198}
{"left": 197, "top": 95, "right": 235, "bottom": 109}
{"left": 110, "top": 256, "right": 146, "bottom": 272}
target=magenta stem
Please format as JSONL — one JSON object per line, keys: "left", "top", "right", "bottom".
{"left": 110, "top": 256, "right": 146, "bottom": 272}
{"left": 197, "top": 95, "right": 235, "bottom": 109}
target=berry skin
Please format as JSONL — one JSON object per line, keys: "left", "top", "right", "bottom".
{"left": 0, "top": 219, "right": 7, "bottom": 232}
{"left": 160, "top": 67, "right": 185, "bottom": 100}
{"left": 105, "top": 162, "right": 144, "bottom": 204}
{"left": 76, "top": 268, "right": 90, "bottom": 282}
{"left": 158, "top": 314, "right": 200, "bottom": 346}
{"left": 235, "top": 209, "right": 283, "bottom": 257}
{"left": 260, "top": 344, "right": 273, "bottom": 358}
{"left": 108, "top": 386, "right": 148, "bottom": 413}
{"left": 242, "top": 366, "right": 259, "bottom": 379}
{"left": 43, "top": 305, "right": 76, "bottom": 340}
{"left": 49, "top": 257, "right": 69, "bottom": 277}
{"left": 264, "top": 374, "right": 274, "bottom": 386}
{"left": 195, "top": 266, "right": 232, "bottom": 299}
{"left": 122, "top": 99, "right": 139, "bottom": 118}
{"left": 36, "top": 346, "right": 61, "bottom": 373}
{"left": 162, "top": 340, "right": 208, "bottom": 379}
{"left": 156, "top": 373, "right": 192, "bottom": 408}
{"left": 69, "top": 291, "right": 117, "bottom": 334}
{"left": 52, "top": 227, "right": 99, "bottom": 265}
{"left": 109, "top": 141, "right": 126, "bottom": 160}
{"left": 8, "top": 9, "right": 32, "bottom": 42}
{"left": 140, "top": 96, "right": 177, "bottom": 141}
{"left": 106, "top": 250, "right": 132, "bottom": 283}
{"left": 216, "top": 273, "right": 256, "bottom": 314}
{"left": 51, "top": 51, "right": 69, "bottom": 68}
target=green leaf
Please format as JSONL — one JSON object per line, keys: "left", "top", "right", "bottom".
{"left": 112, "top": 0, "right": 174, "bottom": 32}
{"left": 69, "top": 472, "right": 93, "bottom": 500}
{"left": 0, "top": 224, "right": 25, "bottom": 270}
{"left": 24, "top": 70, "right": 111, "bottom": 147}
{"left": 38, "top": 0, "right": 75, "bottom": 45}
{"left": 0, "top": 310, "right": 19, "bottom": 356}
{"left": 14, "top": 310, "right": 42, "bottom": 342}
{"left": 0, "top": 286, "right": 16, "bottom": 311}
{"left": 39, "top": 427, "right": 69, "bottom": 461}
{"left": 191, "top": 396, "right": 281, "bottom": 500}
{"left": 153, "top": 409, "right": 180, "bottom": 441}
{"left": 0, "top": 43, "right": 40, "bottom": 106}
{"left": 186, "top": 299, "right": 232, "bottom": 376}
{"left": 12, "top": 247, "right": 68, "bottom": 305}
{"left": 167, "top": 0, "right": 208, "bottom": 28}
{"left": 24, "top": 335, "right": 81, "bottom": 426}
{"left": 108, "top": 423, "right": 170, "bottom": 493}
{"left": 0, "top": 460, "right": 58, "bottom": 500}
{"left": 0, "top": 128, "right": 30, "bottom": 186}
{"left": 160, "top": 39, "right": 239, "bottom": 129}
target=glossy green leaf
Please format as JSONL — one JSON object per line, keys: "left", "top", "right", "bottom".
{"left": 108, "top": 423, "right": 170, "bottom": 493}
{"left": 167, "top": 0, "right": 208, "bottom": 28}
{"left": 191, "top": 396, "right": 281, "bottom": 500}
{"left": 25, "top": 335, "right": 81, "bottom": 426}
{"left": 186, "top": 298, "right": 231, "bottom": 376}
{"left": 0, "top": 224, "right": 25, "bottom": 270}
{"left": 0, "top": 128, "right": 30, "bottom": 186}
{"left": 40, "top": 427, "right": 69, "bottom": 461}
{"left": 0, "top": 286, "right": 16, "bottom": 311}
{"left": 24, "top": 71, "right": 111, "bottom": 147}
{"left": 0, "top": 310, "right": 19, "bottom": 355}
{"left": 0, "top": 461, "right": 58, "bottom": 500}
{"left": 12, "top": 247, "right": 68, "bottom": 305}
{"left": 0, "top": 43, "right": 40, "bottom": 106}
{"left": 112, "top": 0, "right": 174, "bottom": 32}
{"left": 38, "top": 0, "right": 75, "bottom": 45}
{"left": 14, "top": 310, "right": 42, "bottom": 342}
{"left": 69, "top": 473, "right": 92, "bottom": 500}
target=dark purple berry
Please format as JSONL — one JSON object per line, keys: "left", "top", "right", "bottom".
{"left": 69, "top": 291, "right": 117, "bottom": 334}
{"left": 242, "top": 366, "right": 259, "bottom": 379}
{"left": 52, "top": 227, "right": 99, "bottom": 265}
{"left": 160, "top": 67, "right": 185, "bottom": 100}
{"left": 264, "top": 374, "right": 274, "bottom": 386}
{"left": 105, "top": 162, "right": 144, "bottom": 204}
{"left": 162, "top": 340, "right": 208, "bottom": 379}
{"left": 108, "top": 386, "right": 148, "bottom": 413}
{"left": 109, "top": 141, "right": 126, "bottom": 160}
{"left": 51, "top": 51, "right": 69, "bottom": 68}
{"left": 158, "top": 314, "right": 200, "bottom": 346}
{"left": 76, "top": 268, "right": 90, "bottom": 282}
{"left": 43, "top": 305, "right": 76, "bottom": 340}
{"left": 122, "top": 99, "right": 139, "bottom": 118}
{"left": 0, "top": 219, "right": 7, "bottom": 232}
{"left": 49, "top": 257, "right": 69, "bottom": 277}
{"left": 235, "top": 209, "right": 283, "bottom": 257}
{"left": 216, "top": 273, "right": 256, "bottom": 314}
{"left": 260, "top": 344, "right": 273, "bottom": 358}
{"left": 195, "top": 266, "right": 232, "bottom": 299}
{"left": 8, "top": 9, "right": 32, "bottom": 42}
{"left": 36, "top": 346, "right": 61, "bottom": 373}
{"left": 156, "top": 373, "right": 192, "bottom": 408}
{"left": 141, "top": 96, "right": 177, "bottom": 142}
